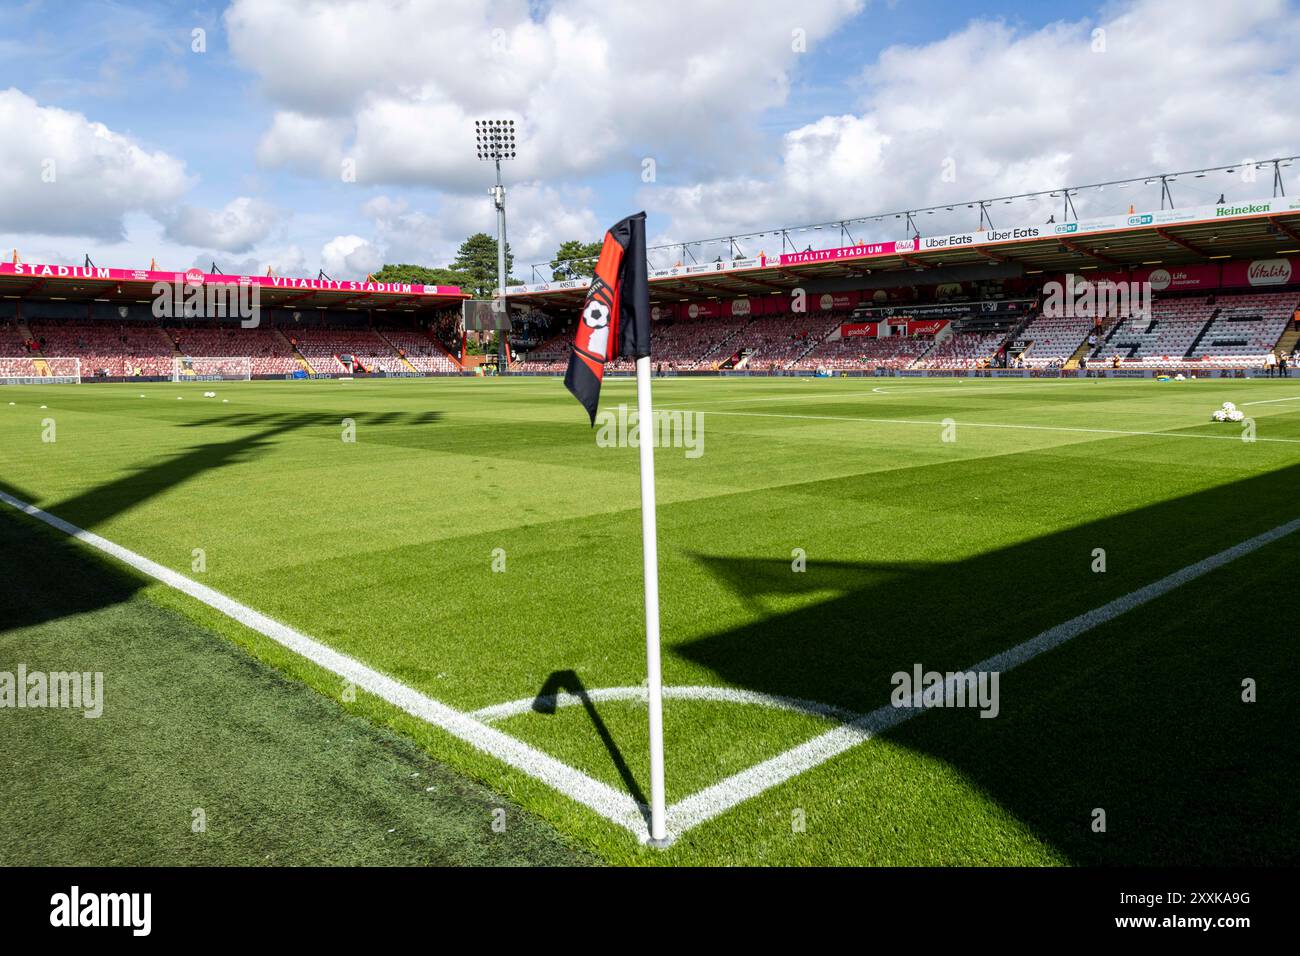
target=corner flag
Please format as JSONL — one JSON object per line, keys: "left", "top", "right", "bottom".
{"left": 564, "top": 212, "right": 650, "bottom": 424}
{"left": 565, "top": 211, "right": 668, "bottom": 845}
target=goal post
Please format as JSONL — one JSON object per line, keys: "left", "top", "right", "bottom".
{"left": 173, "top": 356, "right": 252, "bottom": 382}
{"left": 0, "top": 357, "right": 80, "bottom": 385}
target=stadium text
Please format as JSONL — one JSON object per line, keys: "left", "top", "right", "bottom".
{"left": 594, "top": 403, "right": 705, "bottom": 459}
{"left": 890, "top": 665, "right": 1000, "bottom": 718}
{"left": 0, "top": 666, "right": 104, "bottom": 718}
{"left": 50, "top": 886, "right": 151, "bottom": 936}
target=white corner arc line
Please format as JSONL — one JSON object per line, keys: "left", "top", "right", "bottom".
{"left": 0, "top": 490, "right": 648, "bottom": 841}
{"left": 472, "top": 685, "right": 858, "bottom": 724}
{"left": 666, "top": 517, "right": 1300, "bottom": 838}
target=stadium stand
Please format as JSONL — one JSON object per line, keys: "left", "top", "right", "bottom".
{"left": 729, "top": 313, "right": 840, "bottom": 370}
{"left": 517, "top": 327, "right": 573, "bottom": 372}
{"left": 911, "top": 330, "right": 1007, "bottom": 369}
{"left": 1091, "top": 298, "right": 1207, "bottom": 367}
{"left": 2, "top": 283, "right": 1293, "bottom": 380}
{"left": 1082, "top": 291, "right": 1294, "bottom": 368}
{"left": 378, "top": 330, "right": 459, "bottom": 373}
{"left": 792, "top": 335, "right": 934, "bottom": 370}
{"left": 166, "top": 326, "right": 299, "bottom": 376}
{"left": 657, "top": 315, "right": 745, "bottom": 369}
{"left": 675, "top": 316, "right": 751, "bottom": 369}
{"left": 0, "top": 357, "right": 40, "bottom": 377}
{"left": 28, "top": 321, "right": 173, "bottom": 377}
{"left": 1018, "top": 313, "right": 1097, "bottom": 368}
{"left": 1193, "top": 293, "right": 1295, "bottom": 367}
{"left": 290, "top": 329, "right": 406, "bottom": 375}
{"left": 0, "top": 321, "right": 31, "bottom": 356}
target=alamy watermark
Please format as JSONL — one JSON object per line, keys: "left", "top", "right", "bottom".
{"left": 891, "top": 664, "right": 1000, "bottom": 718}
{"left": 1042, "top": 274, "right": 1151, "bottom": 321}
{"left": 595, "top": 403, "right": 704, "bottom": 459}
{"left": 1, "top": 665, "right": 104, "bottom": 718}
{"left": 50, "top": 886, "right": 150, "bottom": 936}
{"left": 152, "top": 276, "right": 261, "bottom": 328}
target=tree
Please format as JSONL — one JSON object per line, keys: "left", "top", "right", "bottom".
{"left": 452, "top": 233, "right": 513, "bottom": 297}
{"left": 549, "top": 239, "right": 602, "bottom": 280}
{"left": 370, "top": 263, "right": 470, "bottom": 287}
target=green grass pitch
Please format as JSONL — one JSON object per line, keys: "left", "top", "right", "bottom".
{"left": 1, "top": 375, "right": 1297, "bottom": 866}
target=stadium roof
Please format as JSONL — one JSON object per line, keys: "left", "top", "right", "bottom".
{"left": 504, "top": 195, "right": 1300, "bottom": 309}
{"left": 0, "top": 263, "right": 469, "bottom": 312}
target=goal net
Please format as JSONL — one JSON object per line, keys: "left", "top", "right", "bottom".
{"left": 173, "top": 356, "right": 252, "bottom": 382}
{"left": 0, "top": 357, "right": 80, "bottom": 385}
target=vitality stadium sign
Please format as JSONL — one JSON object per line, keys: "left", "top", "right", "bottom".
{"left": 0, "top": 262, "right": 464, "bottom": 298}
{"left": 779, "top": 241, "right": 909, "bottom": 265}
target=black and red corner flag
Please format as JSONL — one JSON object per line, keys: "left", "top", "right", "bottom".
{"left": 565, "top": 212, "right": 651, "bottom": 424}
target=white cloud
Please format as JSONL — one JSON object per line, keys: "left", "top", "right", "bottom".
{"left": 255, "top": 111, "right": 351, "bottom": 178}
{"left": 320, "top": 234, "right": 384, "bottom": 279}
{"left": 189, "top": 245, "right": 309, "bottom": 279}
{"left": 256, "top": 245, "right": 309, "bottom": 278}
{"left": 0, "top": 87, "right": 192, "bottom": 240}
{"left": 363, "top": 183, "right": 602, "bottom": 273}
{"left": 642, "top": 0, "right": 1300, "bottom": 246}
{"left": 360, "top": 195, "right": 408, "bottom": 220}
{"left": 162, "top": 196, "right": 282, "bottom": 253}
{"left": 227, "top": 0, "right": 865, "bottom": 189}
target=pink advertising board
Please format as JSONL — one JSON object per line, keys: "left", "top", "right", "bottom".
{"left": 1220, "top": 257, "right": 1297, "bottom": 288}
{"left": 779, "top": 240, "right": 913, "bottom": 267}
{"left": 1134, "top": 263, "right": 1220, "bottom": 291}
{"left": 0, "top": 261, "right": 464, "bottom": 298}
{"left": 813, "top": 291, "right": 860, "bottom": 311}
{"left": 1070, "top": 257, "right": 1299, "bottom": 292}
{"left": 680, "top": 300, "right": 720, "bottom": 319}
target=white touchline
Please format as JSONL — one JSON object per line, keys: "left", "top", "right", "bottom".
{"left": 0, "top": 489, "right": 649, "bottom": 842}
{"left": 1242, "top": 395, "right": 1300, "bottom": 406}
{"left": 697, "top": 409, "right": 1300, "bottom": 443}
{"left": 666, "top": 517, "right": 1300, "bottom": 838}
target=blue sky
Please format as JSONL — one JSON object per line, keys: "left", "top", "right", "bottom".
{"left": 0, "top": 0, "right": 1295, "bottom": 279}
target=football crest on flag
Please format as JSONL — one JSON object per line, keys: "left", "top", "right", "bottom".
{"left": 565, "top": 212, "right": 650, "bottom": 424}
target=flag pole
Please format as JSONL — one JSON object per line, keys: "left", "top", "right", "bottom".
{"left": 634, "top": 353, "right": 668, "bottom": 846}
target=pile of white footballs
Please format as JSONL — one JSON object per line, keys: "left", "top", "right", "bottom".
{"left": 1211, "top": 401, "right": 1245, "bottom": 423}
{"left": 203, "top": 391, "right": 217, "bottom": 398}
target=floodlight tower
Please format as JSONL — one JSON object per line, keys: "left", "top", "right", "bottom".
{"left": 475, "top": 119, "right": 516, "bottom": 374}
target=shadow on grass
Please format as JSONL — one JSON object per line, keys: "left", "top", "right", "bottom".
{"left": 534, "top": 670, "right": 650, "bottom": 819}
{"left": 175, "top": 410, "right": 443, "bottom": 430}
{"left": 6, "top": 409, "right": 443, "bottom": 532}
{"left": 0, "top": 406, "right": 444, "bottom": 623}
{"left": 677, "top": 462, "right": 1300, "bottom": 864}
{"left": 0, "top": 505, "right": 590, "bottom": 866}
